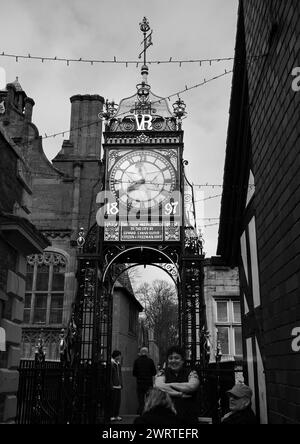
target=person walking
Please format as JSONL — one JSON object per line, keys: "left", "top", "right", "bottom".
{"left": 133, "top": 347, "right": 157, "bottom": 415}
{"left": 110, "top": 350, "right": 123, "bottom": 422}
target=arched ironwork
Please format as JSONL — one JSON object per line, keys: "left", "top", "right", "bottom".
{"left": 102, "top": 246, "right": 180, "bottom": 283}
{"left": 110, "top": 262, "right": 179, "bottom": 286}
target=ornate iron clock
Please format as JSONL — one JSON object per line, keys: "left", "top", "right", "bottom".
{"left": 103, "top": 147, "right": 181, "bottom": 242}
{"left": 67, "top": 18, "right": 207, "bottom": 427}
{"left": 108, "top": 149, "right": 177, "bottom": 210}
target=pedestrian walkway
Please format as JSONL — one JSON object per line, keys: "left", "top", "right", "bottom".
{"left": 110, "top": 416, "right": 212, "bottom": 425}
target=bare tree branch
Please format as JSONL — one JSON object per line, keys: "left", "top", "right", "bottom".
{"left": 135, "top": 280, "right": 179, "bottom": 362}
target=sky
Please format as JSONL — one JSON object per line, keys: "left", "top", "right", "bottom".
{"left": 0, "top": 0, "right": 239, "bottom": 274}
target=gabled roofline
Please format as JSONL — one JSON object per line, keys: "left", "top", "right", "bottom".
{"left": 114, "top": 283, "right": 144, "bottom": 312}
{"left": 217, "top": 0, "right": 250, "bottom": 266}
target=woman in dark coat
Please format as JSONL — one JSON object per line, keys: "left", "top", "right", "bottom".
{"left": 134, "top": 388, "right": 178, "bottom": 426}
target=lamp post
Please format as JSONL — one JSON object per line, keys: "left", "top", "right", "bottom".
{"left": 172, "top": 98, "right": 187, "bottom": 130}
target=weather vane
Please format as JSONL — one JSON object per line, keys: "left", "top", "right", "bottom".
{"left": 139, "top": 17, "right": 153, "bottom": 68}
{"left": 136, "top": 17, "right": 153, "bottom": 104}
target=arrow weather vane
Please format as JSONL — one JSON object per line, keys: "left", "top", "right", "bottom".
{"left": 139, "top": 17, "right": 153, "bottom": 65}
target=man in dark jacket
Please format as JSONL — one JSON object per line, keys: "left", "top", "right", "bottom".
{"left": 110, "top": 350, "right": 123, "bottom": 421}
{"left": 221, "top": 384, "right": 258, "bottom": 424}
{"left": 133, "top": 347, "right": 157, "bottom": 415}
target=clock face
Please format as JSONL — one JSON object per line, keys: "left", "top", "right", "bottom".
{"left": 109, "top": 150, "right": 177, "bottom": 210}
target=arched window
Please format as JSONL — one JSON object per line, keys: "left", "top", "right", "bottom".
{"left": 24, "top": 252, "right": 66, "bottom": 326}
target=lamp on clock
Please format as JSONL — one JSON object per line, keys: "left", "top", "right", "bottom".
{"left": 172, "top": 98, "right": 187, "bottom": 129}
{"left": 102, "top": 100, "right": 118, "bottom": 121}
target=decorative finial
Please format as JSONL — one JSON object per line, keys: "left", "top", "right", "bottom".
{"left": 184, "top": 226, "right": 205, "bottom": 256}
{"left": 35, "top": 329, "right": 45, "bottom": 363}
{"left": 216, "top": 330, "right": 223, "bottom": 363}
{"left": 216, "top": 341, "right": 222, "bottom": 362}
{"left": 101, "top": 100, "right": 118, "bottom": 121}
{"left": 139, "top": 17, "right": 150, "bottom": 33}
{"left": 59, "top": 329, "right": 66, "bottom": 362}
{"left": 77, "top": 227, "right": 85, "bottom": 250}
{"left": 198, "top": 229, "right": 205, "bottom": 256}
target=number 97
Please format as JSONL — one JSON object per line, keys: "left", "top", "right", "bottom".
{"left": 165, "top": 201, "right": 179, "bottom": 215}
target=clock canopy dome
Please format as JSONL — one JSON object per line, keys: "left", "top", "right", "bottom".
{"left": 104, "top": 81, "right": 177, "bottom": 133}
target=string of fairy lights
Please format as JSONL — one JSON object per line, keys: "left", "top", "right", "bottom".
{"left": 28, "top": 169, "right": 255, "bottom": 191}
{"left": 0, "top": 50, "right": 265, "bottom": 67}
{"left": 27, "top": 208, "right": 224, "bottom": 225}
{"left": 1, "top": 48, "right": 266, "bottom": 150}
{"left": 11, "top": 69, "right": 233, "bottom": 149}
{"left": 0, "top": 44, "right": 260, "bottom": 232}
{"left": 13, "top": 66, "right": 248, "bottom": 223}
{"left": 25, "top": 207, "right": 223, "bottom": 221}
{"left": 29, "top": 216, "right": 220, "bottom": 229}
{"left": 0, "top": 51, "right": 236, "bottom": 66}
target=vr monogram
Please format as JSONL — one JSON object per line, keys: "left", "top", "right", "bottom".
{"left": 134, "top": 114, "right": 153, "bottom": 130}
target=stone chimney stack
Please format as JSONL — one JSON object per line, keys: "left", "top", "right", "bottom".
{"left": 69, "top": 94, "right": 104, "bottom": 158}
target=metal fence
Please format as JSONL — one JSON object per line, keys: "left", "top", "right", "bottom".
{"left": 16, "top": 358, "right": 243, "bottom": 424}
{"left": 16, "top": 359, "right": 107, "bottom": 424}
{"left": 16, "top": 360, "right": 68, "bottom": 424}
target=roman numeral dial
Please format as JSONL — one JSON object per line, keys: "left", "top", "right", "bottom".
{"left": 109, "top": 149, "right": 177, "bottom": 210}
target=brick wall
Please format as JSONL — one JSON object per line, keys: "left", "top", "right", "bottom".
{"left": 0, "top": 232, "right": 28, "bottom": 423}
{"left": 242, "top": 0, "right": 300, "bottom": 423}
{"left": 0, "top": 110, "right": 48, "bottom": 422}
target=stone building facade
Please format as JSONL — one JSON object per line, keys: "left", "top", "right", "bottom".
{"left": 25, "top": 92, "right": 105, "bottom": 359}
{"left": 0, "top": 79, "right": 140, "bottom": 365}
{"left": 203, "top": 257, "right": 242, "bottom": 365}
{"left": 0, "top": 84, "right": 49, "bottom": 423}
{"left": 218, "top": 0, "right": 300, "bottom": 424}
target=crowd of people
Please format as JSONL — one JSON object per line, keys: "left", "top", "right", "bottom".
{"left": 110, "top": 346, "right": 258, "bottom": 425}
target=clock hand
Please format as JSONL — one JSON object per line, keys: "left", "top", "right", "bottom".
{"left": 127, "top": 179, "right": 146, "bottom": 193}
{"left": 148, "top": 173, "right": 160, "bottom": 184}
{"left": 124, "top": 171, "right": 139, "bottom": 181}
{"left": 113, "top": 177, "right": 139, "bottom": 185}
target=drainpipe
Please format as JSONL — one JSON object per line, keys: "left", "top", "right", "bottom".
{"left": 72, "top": 161, "right": 83, "bottom": 236}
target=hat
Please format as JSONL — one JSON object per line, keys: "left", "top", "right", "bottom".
{"left": 112, "top": 350, "right": 121, "bottom": 359}
{"left": 227, "top": 384, "right": 253, "bottom": 399}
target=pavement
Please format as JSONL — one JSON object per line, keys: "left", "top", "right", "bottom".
{"left": 109, "top": 415, "right": 212, "bottom": 425}
{"left": 110, "top": 415, "right": 137, "bottom": 425}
